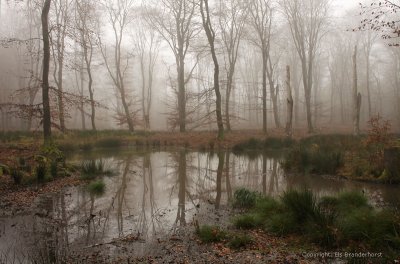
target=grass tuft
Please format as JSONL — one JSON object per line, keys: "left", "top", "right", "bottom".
{"left": 197, "top": 225, "right": 226, "bottom": 243}
{"left": 87, "top": 180, "right": 106, "bottom": 195}
{"left": 232, "top": 188, "right": 259, "bottom": 208}
{"left": 228, "top": 234, "right": 252, "bottom": 249}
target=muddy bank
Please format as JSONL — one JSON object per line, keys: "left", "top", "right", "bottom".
{"left": 63, "top": 204, "right": 317, "bottom": 264}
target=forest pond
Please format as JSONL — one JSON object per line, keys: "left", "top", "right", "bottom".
{"left": 1, "top": 149, "right": 399, "bottom": 262}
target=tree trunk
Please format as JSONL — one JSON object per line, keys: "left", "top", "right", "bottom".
{"left": 225, "top": 70, "right": 234, "bottom": 131}
{"left": 267, "top": 58, "right": 281, "bottom": 128}
{"left": 200, "top": 0, "right": 224, "bottom": 139}
{"left": 353, "top": 45, "right": 361, "bottom": 135}
{"left": 84, "top": 42, "right": 96, "bottom": 131}
{"left": 304, "top": 57, "right": 314, "bottom": 133}
{"left": 285, "top": 66, "right": 293, "bottom": 137}
{"left": 57, "top": 58, "right": 66, "bottom": 132}
{"left": 120, "top": 86, "right": 134, "bottom": 132}
{"left": 366, "top": 57, "right": 372, "bottom": 118}
{"left": 41, "top": 0, "right": 51, "bottom": 142}
{"left": 141, "top": 57, "right": 147, "bottom": 130}
{"left": 262, "top": 50, "right": 268, "bottom": 134}
{"left": 178, "top": 57, "right": 186, "bottom": 132}
{"left": 80, "top": 71, "right": 86, "bottom": 130}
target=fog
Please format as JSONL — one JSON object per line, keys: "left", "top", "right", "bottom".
{"left": 0, "top": 0, "right": 399, "bottom": 134}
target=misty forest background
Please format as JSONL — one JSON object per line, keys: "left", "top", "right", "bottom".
{"left": 0, "top": 0, "right": 399, "bottom": 136}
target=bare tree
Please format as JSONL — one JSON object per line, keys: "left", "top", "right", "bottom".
{"left": 75, "top": 0, "right": 97, "bottom": 131}
{"left": 50, "top": 0, "right": 71, "bottom": 132}
{"left": 218, "top": 0, "right": 247, "bottom": 131}
{"left": 135, "top": 23, "right": 160, "bottom": 130}
{"left": 248, "top": 0, "right": 273, "bottom": 133}
{"left": 353, "top": 45, "right": 361, "bottom": 135}
{"left": 146, "top": 0, "right": 197, "bottom": 132}
{"left": 99, "top": 0, "right": 135, "bottom": 132}
{"left": 25, "top": 0, "right": 43, "bottom": 131}
{"left": 42, "top": 0, "right": 52, "bottom": 141}
{"left": 362, "top": 30, "right": 378, "bottom": 119}
{"left": 282, "top": 0, "right": 329, "bottom": 133}
{"left": 285, "top": 65, "right": 293, "bottom": 137}
{"left": 200, "top": 0, "right": 224, "bottom": 139}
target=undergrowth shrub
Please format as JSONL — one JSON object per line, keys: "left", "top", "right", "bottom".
{"left": 87, "top": 180, "right": 106, "bottom": 195}
{"left": 229, "top": 188, "right": 400, "bottom": 256}
{"left": 228, "top": 234, "right": 252, "bottom": 249}
{"left": 197, "top": 225, "right": 226, "bottom": 243}
{"left": 233, "top": 188, "right": 259, "bottom": 208}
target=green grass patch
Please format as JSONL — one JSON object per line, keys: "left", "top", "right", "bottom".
{"left": 230, "top": 188, "right": 400, "bottom": 256}
{"left": 232, "top": 188, "right": 260, "bottom": 208}
{"left": 233, "top": 213, "right": 264, "bottom": 229}
{"left": 87, "top": 180, "right": 106, "bottom": 195}
{"left": 197, "top": 225, "right": 226, "bottom": 243}
{"left": 282, "top": 145, "right": 343, "bottom": 174}
{"left": 227, "top": 233, "right": 252, "bottom": 249}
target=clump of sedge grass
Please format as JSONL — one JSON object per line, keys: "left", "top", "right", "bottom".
{"left": 227, "top": 233, "right": 252, "bottom": 249}
{"left": 232, "top": 188, "right": 259, "bottom": 208}
{"left": 197, "top": 225, "right": 226, "bottom": 243}
{"left": 230, "top": 188, "right": 400, "bottom": 257}
{"left": 87, "top": 180, "right": 106, "bottom": 195}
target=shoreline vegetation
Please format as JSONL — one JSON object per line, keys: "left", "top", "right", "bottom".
{"left": 0, "top": 129, "right": 399, "bottom": 191}
{"left": 194, "top": 188, "right": 400, "bottom": 262}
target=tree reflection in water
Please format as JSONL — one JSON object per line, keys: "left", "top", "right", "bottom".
{"left": 1, "top": 151, "right": 398, "bottom": 263}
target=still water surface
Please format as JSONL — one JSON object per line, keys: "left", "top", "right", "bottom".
{"left": 0, "top": 149, "right": 399, "bottom": 262}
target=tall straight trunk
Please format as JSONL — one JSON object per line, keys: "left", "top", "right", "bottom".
{"left": 80, "top": 64, "right": 86, "bottom": 130}
{"left": 262, "top": 49, "right": 268, "bottom": 133}
{"left": 353, "top": 46, "right": 361, "bottom": 135}
{"left": 303, "top": 57, "right": 314, "bottom": 133}
{"left": 146, "top": 63, "right": 153, "bottom": 129}
{"left": 366, "top": 57, "right": 372, "bottom": 118}
{"left": 294, "top": 70, "right": 299, "bottom": 126}
{"left": 313, "top": 71, "right": 319, "bottom": 127}
{"left": 120, "top": 85, "right": 134, "bottom": 132}
{"left": 200, "top": 0, "right": 224, "bottom": 139}
{"left": 329, "top": 66, "right": 334, "bottom": 123}
{"left": 41, "top": 0, "right": 51, "bottom": 142}
{"left": 225, "top": 69, "right": 234, "bottom": 131}
{"left": 285, "top": 66, "right": 293, "bottom": 137}
{"left": 83, "top": 42, "right": 95, "bottom": 131}
{"left": 266, "top": 57, "right": 280, "bottom": 128}
{"left": 178, "top": 56, "right": 186, "bottom": 132}
{"left": 141, "top": 57, "right": 147, "bottom": 130}
{"left": 57, "top": 58, "right": 66, "bottom": 132}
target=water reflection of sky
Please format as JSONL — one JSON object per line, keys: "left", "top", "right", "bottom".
{"left": 1, "top": 150, "right": 399, "bottom": 263}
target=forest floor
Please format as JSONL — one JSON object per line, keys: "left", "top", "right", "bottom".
{"left": 64, "top": 204, "right": 327, "bottom": 264}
